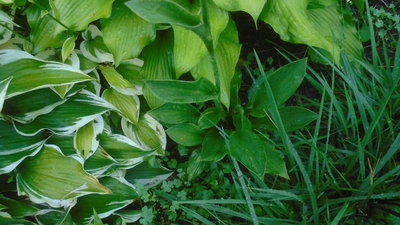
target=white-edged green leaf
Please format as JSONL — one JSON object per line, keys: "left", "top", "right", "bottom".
{"left": 212, "top": 0, "right": 267, "bottom": 22}
{"left": 16, "top": 144, "right": 111, "bottom": 208}
{"left": 260, "top": 0, "right": 362, "bottom": 64}
{"left": 14, "top": 91, "right": 113, "bottom": 136}
{"left": 74, "top": 117, "right": 104, "bottom": 159}
{"left": 121, "top": 114, "right": 166, "bottom": 155}
{"left": 0, "top": 76, "right": 11, "bottom": 112}
{"left": 70, "top": 176, "right": 138, "bottom": 224}
{"left": 84, "top": 147, "right": 117, "bottom": 177}
{"left": 113, "top": 210, "right": 141, "bottom": 223}
{"left": 0, "top": 9, "right": 13, "bottom": 45}
{"left": 0, "top": 120, "right": 48, "bottom": 174}
{"left": 141, "top": 32, "right": 175, "bottom": 108}
{"left": 166, "top": 123, "right": 205, "bottom": 146}
{"left": 80, "top": 25, "right": 114, "bottom": 64}
{"left": 0, "top": 195, "right": 40, "bottom": 218}
{"left": 103, "top": 88, "right": 140, "bottom": 124}
{"left": 100, "top": 66, "right": 140, "bottom": 96}
{"left": 116, "top": 59, "right": 144, "bottom": 95}
{"left": 124, "top": 160, "right": 173, "bottom": 187}
{"left": 51, "top": 0, "right": 115, "bottom": 31}
{"left": 173, "top": 0, "right": 229, "bottom": 77}
{"left": 0, "top": 49, "right": 94, "bottom": 98}
{"left": 191, "top": 18, "right": 241, "bottom": 108}
{"left": 62, "top": 36, "right": 77, "bottom": 62}
{"left": 145, "top": 78, "right": 218, "bottom": 104}
{"left": 101, "top": 0, "right": 156, "bottom": 66}
{"left": 99, "top": 133, "right": 151, "bottom": 168}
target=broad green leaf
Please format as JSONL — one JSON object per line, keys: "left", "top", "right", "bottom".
{"left": 187, "top": 150, "right": 210, "bottom": 180}
{"left": 0, "top": 77, "right": 11, "bottom": 112}
{"left": 0, "top": 49, "right": 94, "bottom": 98}
{"left": 101, "top": 0, "right": 156, "bottom": 66}
{"left": 99, "top": 133, "right": 152, "bottom": 167}
{"left": 100, "top": 66, "right": 139, "bottom": 96}
{"left": 51, "top": 0, "right": 115, "bottom": 31}
{"left": 16, "top": 145, "right": 110, "bottom": 208}
{"left": 46, "top": 135, "right": 76, "bottom": 156}
{"left": 198, "top": 107, "right": 223, "bottom": 129}
{"left": 2, "top": 88, "right": 66, "bottom": 123}
{"left": 141, "top": 32, "right": 175, "bottom": 108}
{"left": 61, "top": 36, "right": 77, "bottom": 62}
{"left": 103, "top": 88, "right": 140, "bottom": 124}
{"left": 173, "top": 0, "right": 229, "bottom": 77}
{"left": 125, "top": 160, "right": 172, "bottom": 187}
{"left": 125, "top": 0, "right": 201, "bottom": 28}
{"left": 0, "top": 217, "right": 36, "bottom": 225}
{"left": 148, "top": 103, "right": 199, "bottom": 124}
{"left": 26, "top": 4, "right": 67, "bottom": 53}
{"left": 0, "top": 120, "right": 47, "bottom": 174}
{"left": 35, "top": 210, "right": 74, "bottom": 225}
{"left": 260, "top": 0, "right": 363, "bottom": 64}
{"left": 166, "top": 123, "right": 205, "bottom": 146}
{"left": 91, "top": 210, "right": 106, "bottom": 225}
{"left": 74, "top": 118, "right": 104, "bottom": 159}
{"left": 84, "top": 147, "right": 116, "bottom": 177}
{"left": 146, "top": 78, "right": 217, "bottom": 104}
{"left": 0, "top": 0, "right": 13, "bottom": 5}
{"left": 70, "top": 177, "right": 138, "bottom": 224}
{"left": 263, "top": 142, "right": 288, "bottom": 178}
{"left": 200, "top": 129, "right": 227, "bottom": 161}
{"left": 229, "top": 130, "right": 267, "bottom": 178}
{"left": 352, "top": 0, "right": 365, "bottom": 12}
{"left": 0, "top": 10, "right": 13, "bottom": 45}
{"left": 252, "top": 106, "right": 318, "bottom": 132}
{"left": 212, "top": 0, "right": 267, "bottom": 22}
{"left": 121, "top": 114, "right": 166, "bottom": 155}
{"left": 247, "top": 59, "right": 307, "bottom": 117}
{"left": 15, "top": 91, "right": 113, "bottom": 136}
{"left": 191, "top": 19, "right": 241, "bottom": 108}
{"left": 80, "top": 25, "right": 114, "bottom": 64}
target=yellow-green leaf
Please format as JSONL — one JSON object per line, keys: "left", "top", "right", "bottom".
{"left": 103, "top": 88, "right": 140, "bottom": 124}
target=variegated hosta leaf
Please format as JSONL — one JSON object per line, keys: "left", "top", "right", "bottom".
{"left": 113, "top": 210, "right": 142, "bottom": 224}
{"left": 103, "top": 88, "right": 140, "bottom": 124}
{"left": 80, "top": 25, "right": 114, "bottom": 64}
{"left": 0, "top": 0, "right": 13, "bottom": 5}
{"left": 0, "top": 120, "right": 47, "bottom": 174}
{"left": 116, "top": 59, "right": 144, "bottom": 95}
{"left": 173, "top": 0, "right": 229, "bottom": 77}
{"left": 260, "top": 0, "right": 363, "bottom": 64}
{"left": 212, "top": 0, "right": 267, "bottom": 22}
{"left": 74, "top": 117, "right": 104, "bottom": 159}
{"left": 14, "top": 91, "right": 113, "bottom": 136}
{"left": 16, "top": 145, "right": 111, "bottom": 208}
{"left": 84, "top": 147, "right": 117, "bottom": 177}
{"left": 191, "top": 18, "right": 241, "bottom": 108}
{"left": 100, "top": 66, "right": 140, "bottom": 96}
{"left": 141, "top": 32, "right": 175, "bottom": 108}
{"left": 101, "top": 0, "right": 156, "bottom": 66}
{"left": 26, "top": 4, "right": 67, "bottom": 53}
{"left": 2, "top": 88, "right": 66, "bottom": 123}
{"left": 99, "top": 133, "right": 152, "bottom": 168}
{"left": 0, "top": 76, "right": 11, "bottom": 112}
{"left": 0, "top": 10, "right": 13, "bottom": 45}
{"left": 47, "top": 135, "right": 76, "bottom": 156}
{"left": 121, "top": 114, "right": 166, "bottom": 155}
{"left": 70, "top": 176, "right": 138, "bottom": 224}
{"left": 0, "top": 49, "right": 94, "bottom": 98}
{"left": 51, "top": 0, "right": 115, "bottom": 31}
{"left": 61, "top": 36, "right": 77, "bottom": 62}
{"left": 125, "top": 160, "right": 173, "bottom": 187}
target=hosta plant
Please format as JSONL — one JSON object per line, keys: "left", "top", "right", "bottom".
{"left": 0, "top": 0, "right": 362, "bottom": 224}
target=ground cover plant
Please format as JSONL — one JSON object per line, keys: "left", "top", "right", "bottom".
{"left": 0, "top": 0, "right": 399, "bottom": 224}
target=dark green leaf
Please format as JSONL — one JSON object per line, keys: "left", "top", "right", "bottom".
{"left": 166, "top": 123, "right": 205, "bottom": 146}
{"left": 148, "top": 103, "right": 199, "bottom": 124}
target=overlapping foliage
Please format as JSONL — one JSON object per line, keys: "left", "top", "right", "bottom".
{"left": 0, "top": 0, "right": 365, "bottom": 224}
